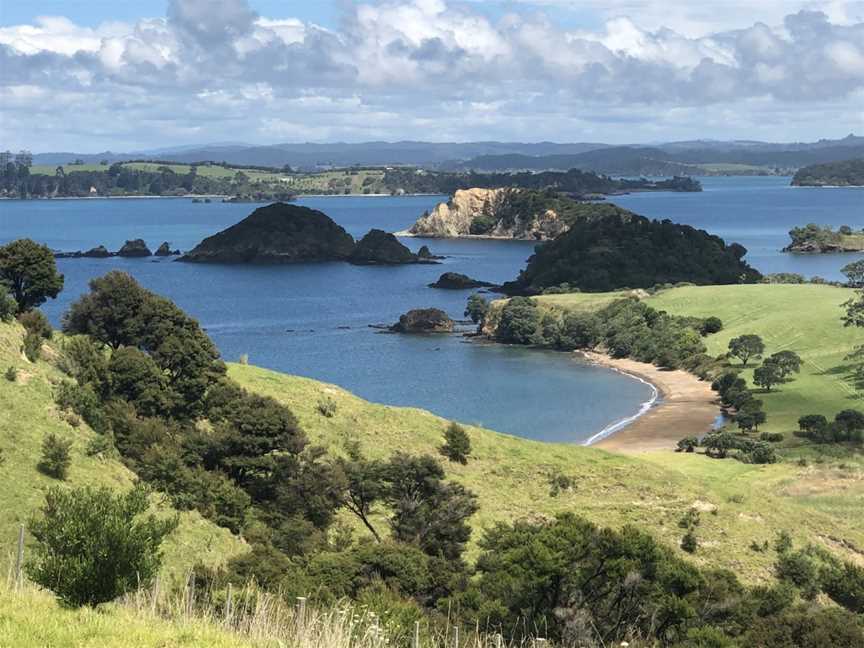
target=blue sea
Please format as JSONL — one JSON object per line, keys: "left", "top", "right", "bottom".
{"left": 1, "top": 176, "right": 861, "bottom": 443}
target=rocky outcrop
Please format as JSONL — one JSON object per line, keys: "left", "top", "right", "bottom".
{"left": 117, "top": 239, "right": 152, "bottom": 257}
{"left": 428, "top": 272, "right": 497, "bottom": 290}
{"left": 83, "top": 245, "right": 111, "bottom": 258}
{"left": 180, "top": 202, "right": 355, "bottom": 264}
{"left": 155, "top": 242, "right": 180, "bottom": 256}
{"left": 350, "top": 229, "right": 421, "bottom": 265}
{"left": 417, "top": 245, "right": 444, "bottom": 260}
{"left": 390, "top": 308, "right": 454, "bottom": 333}
{"left": 402, "top": 188, "right": 570, "bottom": 240}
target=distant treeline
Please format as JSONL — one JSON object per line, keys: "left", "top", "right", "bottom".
{"left": 792, "top": 158, "right": 864, "bottom": 186}
{"left": 0, "top": 162, "right": 293, "bottom": 200}
{"left": 383, "top": 167, "right": 701, "bottom": 195}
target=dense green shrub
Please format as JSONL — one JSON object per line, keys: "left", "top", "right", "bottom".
{"left": 0, "top": 285, "right": 16, "bottom": 321}
{"left": 22, "top": 331, "right": 42, "bottom": 362}
{"left": 55, "top": 381, "right": 107, "bottom": 433}
{"left": 37, "top": 433, "right": 72, "bottom": 480}
{"left": 4, "top": 366, "right": 16, "bottom": 382}
{"left": 496, "top": 297, "right": 541, "bottom": 344}
{"left": 17, "top": 309, "right": 52, "bottom": 339}
{"left": 26, "top": 484, "right": 177, "bottom": 607}
{"left": 700, "top": 316, "right": 723, "bottom": 335}
{"left": 439, "top": 422, "right": 471, "bottom": 465}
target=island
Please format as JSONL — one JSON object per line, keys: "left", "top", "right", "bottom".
{"left": 390, "top": 308, "right": 454, "bottom": 333}
{"left": 401, "top": 188, "right": 597, "bottom": 240}
{"left": 783, "top": 223, "right": 864, "bottom": 253}
{"left": 500, "top": 207, "right": 762, "bottom": 294}
{"left": 428, "top": 272, "right": 498, "bottom": 290}
{"left": 179, "top": 202, "right": 356, "bottom": 263}
{"left": 349, "top": 229, "right": 436, "bottom": 265}
{"left": 791, "top": 158, "right": 864, "bottom": 186}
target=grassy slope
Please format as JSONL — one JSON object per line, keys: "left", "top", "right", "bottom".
{"left": 0, "top": 586, "right": 255, "bottom": 648}
{"left": 0, "top": 322, "right": 245, "bottom": 580}
{"left": 535, "top": 284, "right": 862, "bottom": 434}
{"left": 229, "top": 362, "right": 864, "bottom": 581}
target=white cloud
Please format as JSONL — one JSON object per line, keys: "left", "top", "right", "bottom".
{"left": 0, "top": 0, "right": 863, "bottom": 150}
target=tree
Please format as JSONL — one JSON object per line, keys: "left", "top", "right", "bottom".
{"left": 754, "top": 360, "right": 784, "bottom": 392}
{"left": 700, "top": 316, "right": 723, "bottom": 336}
{"left": 38, "top": 433, "right": 72, "bottom": 479}
{"left": 768, "top": 350, "right": 802, "bottom": 379}
{"left": 799, "top": 414, "right": 828, "bottom": 435}
{"left": 464, "top": 294, "right": 489, "bottom": 326}
{"left": 0, "top": 239, "right": 64, "bottom": 313}
{"left": 676, "top": 436, "right": 698, "bottom": 453}
{"left": 704, "top": 432, "right": 737, "bottom": 459}
{"left": 842, "top": 259, "right": 864, "bottom": 287}
{"left": 728, "top": 334, "right": 765, "bottom": 366}
{"left": 382, "top": 453, "right": 478, "bottom": 561}
{"left": 0, "top": 285, "right": 17, "bottom": 321}
{"left": 439, "top": 422, "right": 471, "bottom": 465}
{"left": 338, "top": 442, "right": 387, "bottom": 543}
{"left": 26, "top": 484, "right": 177, "bottom": 607}
{"left": 496, "top": 297, "right": 540, "bottom": 344}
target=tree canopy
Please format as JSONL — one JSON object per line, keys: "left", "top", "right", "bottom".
{"left": 0, "top": 238, "right": 64, "bottom": 313}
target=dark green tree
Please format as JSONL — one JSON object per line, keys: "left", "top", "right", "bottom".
{"left": 728, "top": 334, "right": 764, "bottom": 366}
{"left": 0, "top": 239, "right": 64, "bottom": 313}
{"left": 754, "top": 361, "right": 784, "bottom": 392}
{"left": 464, "top": 294, "right": 489, "bottom": 326}
{"left": 26, "top": 484, "right": 177, "bottom": 607}
{"left": 38, "top": 433, "right": 72, "bottom": 480}
{"left": 496, "top": 297, "right": 540, "bottom": 344}
{"left": 439, "top": 422, "right": 471, "bottom": 465}
{"left": 768, "top": 350, "right": 802, "bottom": 379}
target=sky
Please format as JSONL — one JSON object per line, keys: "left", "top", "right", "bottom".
{"left": 1, "top": 0, "right": 863, "bottom": 152}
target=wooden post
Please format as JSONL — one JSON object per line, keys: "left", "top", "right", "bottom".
{"left": 495, "top": 633, "right": 503, "bottom": 648}
{"left": 413, "top": 620, "right": 420, "bottom": 648}
{"left": 14, "top": 525, "right": 24, "bottom": 589}
{"left": 453, "top": 625, "right": 459, "bottom": 648}
{"left": 224, "top": 583, "right": 233, "bottom": 625}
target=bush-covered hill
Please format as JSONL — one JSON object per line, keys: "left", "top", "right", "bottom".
{"left": 503, "top": 210, "right": 762, "bottom": 293}
{"left": 791, "top": 158, "right": 864, "bottom": 186}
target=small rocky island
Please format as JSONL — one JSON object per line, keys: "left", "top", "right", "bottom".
{"left": 783, "top": 224, "right": 864, "bottom": 253}
{"left": 428, "top": 272, "right": 498, "bottom": 290}
{"left": 390, "top": 308, "right": 454, "bottom": 333}
{"left": 349, "top": 229, "right": 437, "bottom": 265}
{"left": 55, "top": 240, "right": 179, "bottom": 259}
{"left": 401, "top": 188, "right": 571, "bottom": 240}
{"left": 182, "top": 202, "right": 441, "bottom": 266}
{"left": 180, "top": 203, "right": 356, "bottom": 263}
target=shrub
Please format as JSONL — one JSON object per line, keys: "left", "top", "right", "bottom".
{"left": 85, "top": 433, "right": 116, "bottom": 458}
{"left": 55, "top": 381, "right": 107, "bottom": 433}
{"left": 37, "top": 433, "right": 72, "bottom": 479}
{"left": 547, "top": 470, "right": 575, "bottom": 497}
{"left": 22, "top": 331, "right": 42, "bottom": 362}
{"left": 681, "top": 529, "right": 699, "bottom": 553}
{"left": 5, "top": 366, "right": 16, "bottom": 382}
{"left": 760, "top": 432, "right": 784, "bottom": 443}
{"left": 0, "top": 285, "right": 16, "bottom": 322}
{"left": 496, "top": 297, "right": 540, "bottom": 344}
{"left": 439, "top": 422, "right": 471, "bottom": 465}
{"left": 18, "top": 309, "right": 52, "bottom": 339}
{"left": 700, "top": 316, "right": 723, "bottom": 335}
{"left": 25, "top": 484, "right": 178, "bottom": 607}
{"left": 317, "top": 397, "right": 337, "bottom": 418}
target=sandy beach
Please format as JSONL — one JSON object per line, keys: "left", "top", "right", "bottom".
{"left": 582, "top": 351, "right": 721, "bottom": 453}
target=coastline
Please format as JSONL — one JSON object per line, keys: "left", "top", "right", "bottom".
{"left": 581, "top": 351, "right": 721, "bottom": 453}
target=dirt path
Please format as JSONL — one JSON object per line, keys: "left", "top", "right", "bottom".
{"left": 583, "top": 351, "right": 721, "bottom": 453}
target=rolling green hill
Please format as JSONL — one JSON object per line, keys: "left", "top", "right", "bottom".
{"left": 0, "top": 322, "right": 245, "bottom": 579}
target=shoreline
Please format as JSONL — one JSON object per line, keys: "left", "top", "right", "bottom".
{"left": 580, "top": 351, "right": 721, "bottom": 453}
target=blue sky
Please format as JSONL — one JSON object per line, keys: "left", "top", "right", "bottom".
{"left": 1, "top": 0, "right": 863, "bottom": 151}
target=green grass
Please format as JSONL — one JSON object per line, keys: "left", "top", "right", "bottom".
{"left": 0, "top": 586, "right": 255, "bottom": 648}
{"left": 697, "top": 163, "right": 772, "bottom": 174}
{"left": 0, "top": 323, "right": 245, "bottom": 580}
{"left": 31, "top": 164, "right": 108, "bottom": 174}
{"left": 535, "top": 284, "right": 863, "bottom": 435}
{"left": 228, "top": 362, "right": 864, "bottom": 581}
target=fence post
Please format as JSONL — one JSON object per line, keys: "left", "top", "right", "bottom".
{"left": 453, "top": 625, "right": 459, "bottom": 648}
{"left": 224, "top": 582, "right": 233, "bottom": 626}
{"left": 14, "top": 525, "right": 24, "bottom": 589}
{"left": 413, "top": 620, "right": 420, "bottom": 648}
{"left": 495, "top": 633, "right": 503, "bottom": 648}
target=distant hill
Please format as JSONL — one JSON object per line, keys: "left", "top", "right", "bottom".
{"left": 791, "top": 158, "right": 864, "bottom": 187}
{"left": 29, "top": 135, "right": 863, "bottom": 172}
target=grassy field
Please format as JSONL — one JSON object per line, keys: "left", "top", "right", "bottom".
{"left": 229, "top": 360, "right": 864, "bottom": 581}
{"left": 535, "top": 284, "right": 863, "bottom": 436}
{"left": 0, "top": 323, "right": 245, "bottom": 580}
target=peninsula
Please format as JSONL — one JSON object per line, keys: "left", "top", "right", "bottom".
{"left": 791, "top": 158, "right": 864, "bottom": 186}
{"left": 783, "top": 223, "right": 864, "bottom": 253}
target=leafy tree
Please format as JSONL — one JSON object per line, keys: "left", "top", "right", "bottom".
{"left": 0, "top": 284, "right": 16, "bottom": 321}
{"left": 18, "top": 308, "right": 52, "bottom": 339}
{"left": 0, "top": 239, "right": 64, "bottom": 313}
{"left": 63, "top": 271, "right": 146, "bottom": 349}
{"left": 754, "top": 360, "right": 784, "bottom": 392}
{"left": 704, "top": 432, "right": 737, "bottom": 459}
{"left": 26, "top": 484, "right": 177, "bottom": 607}
{"left": 38, "top": 433, "right": 72, "bottom": 479}
{"left": 338, "top": 442, "right": 387, "bottom": 542}
{"left": 496, "top": 297, "right": 540, "bottom": 344}
{"left": 464, "top": 294, "right": 489, "bottom": 326}
{"left": 382, "top": 453, "right": 478, "bottom": 561}
{"left": 768, "top": 350, "right": 802, "bottom": 379}
{"left": 798, "top": 414, "right": 828, "bottom": 435}
{"left": 743, "top": 606, "right": 864, "bottom": 648}
{"left": 439, "top": 422, "right": 471, "bottom": 465}
{"left": 728, "top": 335, "right": 764, "bottom": 366}
{"left": 699, "top": 316, "right": 723, "bottom": 335}
{"left": 841, "top": 259, "right": 864, "bottom": 287}
{"left": 107, "top": 347, "right": 171, "bottom": 417}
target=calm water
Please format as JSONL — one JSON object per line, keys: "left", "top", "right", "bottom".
{"left": 613, "top": 176, "right": 863, "bottom": 280}
{"left": 1, "top": 176, "right": 860, "bottom": 442}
